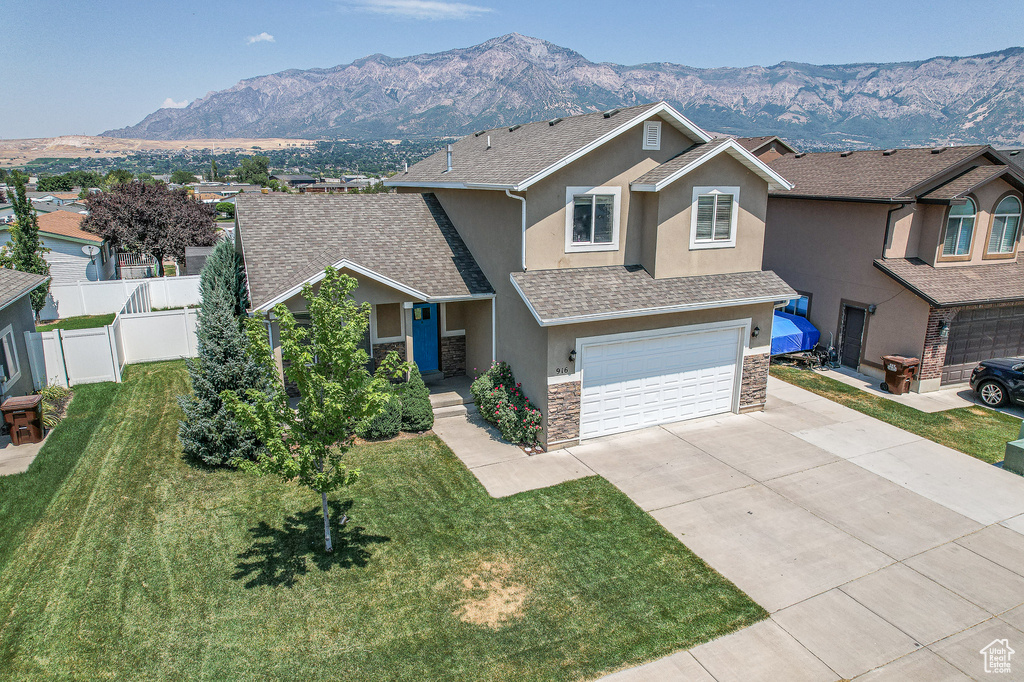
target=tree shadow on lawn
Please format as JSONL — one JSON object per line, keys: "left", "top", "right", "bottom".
{"left": 233, "top": 500, "right": 390, "bottom": 588}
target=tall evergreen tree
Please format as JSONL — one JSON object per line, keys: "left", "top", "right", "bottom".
{"left": 178, "top": 240, "right": 267, "bottom": 466}
{"left": 2, "top": 177, "right": 51, "bottom": 316}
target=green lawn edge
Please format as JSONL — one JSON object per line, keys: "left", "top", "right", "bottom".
{"left": 36, "top": 314, "right": 116, "bottom": 332}
{"left": 771, "top": 364, "right": 1020, "bottom": 464}
{"left": 0, "top": 361, "right": 765, "bottom": 681}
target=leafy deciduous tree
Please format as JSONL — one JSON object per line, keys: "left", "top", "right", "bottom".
{"left": 1, "top": 177, "right": 51, "bottom": 315}
{"left": 36, "top": 175, "right": 73, "bottom": 192}
{"left": 235, "top": 156, "right": 270, "bottom": 186}
{"left": 222, "top": 268, "right": 406, "bottom": 552}
{"left": 81, "top": 181, "right": 217, "bottom": 276}
{"left": 215, "top": 201, "right": 235, "bottom": 219}
{"left": 178, "top": 240, "right": 268, "bottom": 467}
{"left": 171, "top": 169, "right": 198, "bottom": 185}
{"left": 106, "top": 168, "right": 134, "bottom": 185}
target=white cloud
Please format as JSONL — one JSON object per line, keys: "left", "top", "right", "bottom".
{"left": 162, "top": 98, "right": 189, "bottom": 109}
{"left": 246, "top": 32, "right": 275, "bottom": 44}
{"left": 351, "top": 0, "right": 491, "bottom": 20}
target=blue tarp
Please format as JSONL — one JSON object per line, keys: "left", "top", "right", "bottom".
{"left": 771, "top": 311, "right": 821, "bottom": 355}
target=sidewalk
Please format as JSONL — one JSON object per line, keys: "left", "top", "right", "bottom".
{"left": 0, "top": 433, "right": 48, "bottom": 475}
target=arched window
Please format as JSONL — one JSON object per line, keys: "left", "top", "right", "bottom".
{"left": 988, "top": 195, "right": 1021, "bottom": 254}
{"left": 942, "top": 198, "right": 976, "bottom": 257}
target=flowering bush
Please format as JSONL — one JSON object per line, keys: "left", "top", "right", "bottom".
{"left": 470, "top": 362, "right": 543, "bottom": 444}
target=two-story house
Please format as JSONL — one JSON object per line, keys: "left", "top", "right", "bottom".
{"left": 763, "top": 145, "right": 1024, "bottom": 392}
{"left": 237, "top": 102, "right": 796, "bottom": 448}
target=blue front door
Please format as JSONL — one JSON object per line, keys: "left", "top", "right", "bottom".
{"left": 412, "top": 303, "right": 439, "bottom": 372}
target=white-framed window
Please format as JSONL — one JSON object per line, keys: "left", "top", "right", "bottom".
{"left": 690, "top": 186, "right": 740, "bottom": 250}
{"left": 371, "top": 303, "right": 404, "bottom": 344}
{"left": 642, "top": 120, "right": 662, "bottom": 151}
{"left": 942, "top": 198, "right": 976, "bottom": 257}
{"left": 440, "top": 302, "right": 466, "bottom": 338}
{"left": 783, "top": 295, "right": 810, "bottom": 318}
{"left": 988, "top": 195, "right": 1021, "bottom": 255}
{"left": 564, "top": 186, "right": 621, "bottom": 253}
{"left": 0, "top": 324, "right": 21, "bottom": 392}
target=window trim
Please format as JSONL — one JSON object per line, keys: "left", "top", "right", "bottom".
{"left": 690, "top": 186, "right": 740, "bottom": 250}
{"left": 938, "top": 197, "right": 977, "bottom": 262}
{"left": 564, "top": 185, "right": 621, "bottom": 253}
{"left": 370, "top": 303, "right": 404, "bottom": 344}
{"left": 0, "top": 324, "right": 21, "bottom": 393}
{"left": 440, "top": 302, "right": 465, "bottom": 338}
{"left": 642, "top": 120, "right": 662, "bottom": 151}
{"left": 781, "top": 293, "right": 811, "bottom": 318}
{"left": 983, "top": 192, "right": 1022, "bottom": 260}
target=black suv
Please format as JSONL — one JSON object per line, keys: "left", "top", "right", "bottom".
{"left": 970, "top": 358, "right": 1024, "bottom": 407}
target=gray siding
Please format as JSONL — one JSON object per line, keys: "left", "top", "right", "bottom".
{"left": 0, "top": 295, "right": 37, "bottom": 398}
{"left": 0, "top": 234, "right": 115, "bottom": 285}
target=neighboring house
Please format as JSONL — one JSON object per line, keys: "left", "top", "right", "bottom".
{"left": 269, "top": 174, "right": 316, "bottom": 189}
{"left": 733, "top": 136, "right": 798, "bottom": 163}
{"left": 1, "top": 211, "right": 115, "bottom": 286}
{"left": 238, "top": 102, "right": 796, "bottom": 448}
{"left": 763, "top": 145, "right": 1024, "bottom": 391}
{"left": 0, "top": 268, "right": 50, "bottom": 400}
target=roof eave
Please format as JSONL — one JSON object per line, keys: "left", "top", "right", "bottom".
{"left": 632, "top": 139, "right": 794, "bottom": 193}
{"left": 510, "top": 273, "right": 794, "bottom": 327}
{"left": 0, "top": 275, "right": 51, "bottom": 313}
{"left": 768, "top": 193, "right": 912, "bottom": 204}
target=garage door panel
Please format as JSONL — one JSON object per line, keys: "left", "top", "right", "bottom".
{"left": 942, "top": 304, "right": 1024, "bottom": 385}
{"left": 579, "top": 327, "right": 741, "bottom": 439}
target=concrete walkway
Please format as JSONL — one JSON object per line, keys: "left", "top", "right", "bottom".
{"left": 820, "top": 365, "right": 1024, "bottom": 418}
{"left": 586, "top": 376, "right": 1024, "bottom": 681}
{"left": 431, "top": 412, "right": 594, "bottom": 497}
{"left": 0, "top": 433, "right": 48, "bottom": 475}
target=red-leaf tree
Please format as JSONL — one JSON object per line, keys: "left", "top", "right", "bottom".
{"left": 82, "top": 181, "right": 218, "bottom": 276}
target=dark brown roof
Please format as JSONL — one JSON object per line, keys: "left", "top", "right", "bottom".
{"left": 769, "top": 146, "right": 992, "bottom": 201}
{"left": 632, "top": 138, "right": 732, "bottom": 186}
{"left": 918, "top": 165, "right": 1024, "bottom": 202}
{"left": 237, "top": 193, "right": 492, "bottom": 310}
{"left": 735, "top": 135, "right": 796, "bottom": 154}
{"left": 0, "top": 268, "right": 49, "bottom": 311}
{"left": 511, "top": 265, "right": 796, "bottom": 325}
{"left": 390, "top": 103, "right": 688, "bottom": 188}
{"left": 873, "top": 256, "right": 1024, "bottom": 307}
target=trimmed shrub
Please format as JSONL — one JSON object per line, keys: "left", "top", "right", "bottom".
{"left": 470, "top": 362, "right": 542, "bottom": 444}
{"left": 358, "top": 394, "right": 402, "bottom": 440}
{"left": 400, "top": 365, "right": 434, "bottom": 432}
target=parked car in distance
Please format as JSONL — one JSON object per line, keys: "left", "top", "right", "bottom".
{"left": 970, "top": 358, "right": 1024, "bottom": 407}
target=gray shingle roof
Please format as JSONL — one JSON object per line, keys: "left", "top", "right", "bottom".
{"left": 391, "top": 103, "right": 670, "bottom": 188}
{"left": 873, "top": 256, "right": 1024, "bottom": 307}
{"left": 918, "top": 165, "right": 1021, "bottom": 202}
{"left": 769, "top": 146, "right": 992, "bottom": 201}
{"left": 632, "top": 138, "right": 732, "bottom": 186}
{"left": 511, "top": 265, "right": 796, "bottom": 325}
{"left": 237, "top": 193, "right": 492, "bottom": 310}
{"left": 734, "top": 135, "right": 796, "bottom": 154}
{"left": 0, "top": 268, "right": 49, "bottom": 311}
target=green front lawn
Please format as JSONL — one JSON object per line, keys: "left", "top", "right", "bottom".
{"left": 771, "top": 364, "right": 1021, "bottom": 464}
{"left": 0, "top": 361, "right": 764, "bottom": 680}
{"left": 35, "top": 313, "right": 115, "bottom": 332}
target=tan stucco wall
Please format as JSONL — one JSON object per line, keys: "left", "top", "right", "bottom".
{"left": 462, "top": 298, "right": 493, "bottom": 379}
{"left": 524, "top": 115, "right": 696, "bottom": 270}
{"left": 545, "top": 303, "right": 775, "bottom": 380}
{"left": 764, "top": 197, "right": 928, "bottom": 368}
{"left": 650, "top": 152, "right": 769, "bottom": 278}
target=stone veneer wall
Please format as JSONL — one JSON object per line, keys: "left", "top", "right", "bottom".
{"left": 740, "top": 353, "right": 770, "bottom": 409}
{"left": 440, "top": 335, "right": 466, "bottom": 377}
{"left": 546, "top": 381, "right": 581, "bottom": 445}
{"left": 372, "top": 341, "right": 406, "bottom": 370}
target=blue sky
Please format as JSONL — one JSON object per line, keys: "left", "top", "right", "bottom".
{"left": 2, "top": 0, "right": 1021, "bottom": 138}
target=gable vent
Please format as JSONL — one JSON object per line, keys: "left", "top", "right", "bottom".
{"left": 642, "top": 120, "right": 662, "bottom": 151}
{"left": 603, "top": 108, "right": 621, "bottom": 118}
{"left": 883, "top": 149, "right": 897, "bottom": 156}
{"left": 548, "top": 117, "right": 563, "bottom": 126}
{"left": 841, "top": 150, "right": 854, "bottom": 157}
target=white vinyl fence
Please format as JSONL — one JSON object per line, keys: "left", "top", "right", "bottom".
{"left": 26, "top": 280, "right": 200, "bottom": 388}
{"left": 40, "top": 276, "right": 201, "bottom": 321}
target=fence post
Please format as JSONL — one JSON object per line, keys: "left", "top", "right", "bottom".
{"left": 78, "top": 282, "right": 88, "bottom": 316}
{"left": 106, "top": 324, "right": 122, "bottom": 383}
{"left": 54, "top": 329, "right": 70, "bottom": 387}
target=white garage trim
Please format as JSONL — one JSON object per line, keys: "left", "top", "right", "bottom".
{"left": 574, "top": 318, "right": 750, "bottom": 440}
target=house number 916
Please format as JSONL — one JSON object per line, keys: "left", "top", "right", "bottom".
{"left": 555, "top": 367, "right": 571, "bottom": 375}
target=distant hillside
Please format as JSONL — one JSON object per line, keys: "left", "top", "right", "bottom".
{"left": 103, "top": 34, "right": 1024, "bottom": 149}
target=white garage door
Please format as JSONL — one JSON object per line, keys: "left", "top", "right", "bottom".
{"left": 579, "top": 326, "right": 741, "bottom": 439}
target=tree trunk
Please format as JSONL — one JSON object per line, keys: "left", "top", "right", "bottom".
{"left": 321, "top": 491, "right": 333, "bottom": 553}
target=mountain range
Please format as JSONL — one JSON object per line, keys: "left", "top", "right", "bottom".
{"left": 103, "top": 34, "right": 1024, "bottom": 150}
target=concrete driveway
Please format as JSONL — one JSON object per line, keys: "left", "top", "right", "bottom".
{"left": 572, "top": 377, "right": 1024, "bottom": 681}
